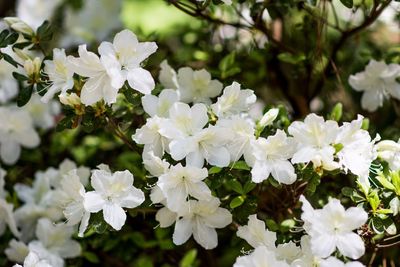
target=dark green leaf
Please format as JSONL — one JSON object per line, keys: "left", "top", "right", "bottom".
{"left": 2, "top": 54, "right": 19, "bottom": 68}
{"left": 36, "top": 20, "right": 53, "bottom": 42}
{"left": 17, "top": 84, "right": 33, "bottom": 107}
{"left": 339, "top": 0, "right": 353, "bottom": 8}
{"left": 82, "top": 252, "right": 100, "bottom": 264}
{"left": 13, "top": 41, "right": 32, "bottom": 50}
{"left": 243, "top": 181, "right": 256, "bottom": 194}
{"left": 227, "top": 180, "right": 243, "bottom": 194}
{"left": 12, "top": 72, "right": 28, "bottom": 81}
{"left": 5, "top": 32, "right": 19, "bottom": 45}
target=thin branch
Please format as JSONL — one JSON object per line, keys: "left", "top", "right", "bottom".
{"left": 106, "top": 115, "right": 141, "bottom": 153}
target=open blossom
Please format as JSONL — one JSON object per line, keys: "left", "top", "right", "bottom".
{"left": 98, "top": 29, "right": 158, "bottom": 95}
{"left": 211, "top": 81, "right": 256, "bottom": 118}
{"left": 233, "top": 246, "right": 290, "bottom": 267}
{"left": 13, "top": 251, "right": 53, "bottom": 267}
{"left": 42, "top": 48, "right": 74, "bottom": 103}
{"left": 289, "top": 113, "right": 340, "bottom": 171}
{"left": 157, "top": 163, "right": 211, "bottom": 212}
{"left": 16, "top": 0, "right": 61, "bottom": 30}
{"left": 141, "top": 89, "right": 179, "bottom": 118}
{"left": 335, "top": 115, "right": 377, "bottom": 179}
{"left": 84, "top": 168, "right": 145, "bottom": 230}
{"left": 57, "top": 170, "right": 90, "bottom": 237}
{"left": 158, "top": 60, "right": 178, "bottom": 89}
{"left": 300, "top": 195, "right": 367, "bottom": 259}
{"left": 349, "top": 60, "right": 400, "bottom": 112}
{"left": 68, "top": 44, "right": 122, "bottom": 105}
{"left": 320, "top": 257, "right": 365, "bottom": 267}
{"left": 172, "top": 197, "right": 232, "bottom": 249}
{"left": 0, "top": 107, "right": 40, "bottom": 165}
{"left": 0, "top": 169, "right": 20, "bottom": 238}
{"left": 6, "top": 239, "right": 30, "bottom": 264}
{"left": 177, "top": 67, "right": 223, "bottom": 104}
{"left": 24, "top": 95, "right": 60, "bottom": 130}
{"left": 236, "top": 214, "right": 277, "bottom": 249}
{"left": 28, "top": 218, "right": 81, "bottom": 267}
{"left": 376, "top": 139, "right": 400, "bottom": 171}
{"left": 251, "top": 130, "right": 297, "bottom": 184}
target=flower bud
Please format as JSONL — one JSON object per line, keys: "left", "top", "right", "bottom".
{"left": 23, "top": 57, "right": 41, "bottom": 77}
{"left": 59, "top": 93, "right": 81, "bottom": 107}
{"left": 258, "top": 108, "right": 279, "bottom": 128}
{"left": 4, "top": 17, "right": 34, "bottom": 36}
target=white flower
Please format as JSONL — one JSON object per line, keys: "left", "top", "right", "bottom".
{"left": 28, "top": 218, "right": 81, "bottom": 267}
{"left": 0, "top": 107, "right": 40, "bottom": 165}
{"left": 157, "top": 163, "right": 211, "bottom": 212}
{"left": 320, "top": 257, "right": 365, "bottom": 267}
{"left": 46, "top": 158, "right": 90, "bottom": 188}
{"left": 211, "top": 82, "right": 256, "bottom": 118}
{"left": 289, "top": 113, "right": 340, "bottom": 171}
{"left": 141, "top": 89, "right": 179, "bottom": 117}
{"left": 258, "top": 108, "right": 279, "bottom": 128}
{"left": 376, "top": 139, "right": 400, "bottom": 171}
{"left": 335, "top": 115, "right": 377, "bottom": 178}
{"left": 290, "top": 235, "right": 321, "bottom": 267}
{"left": 172, "top": 197, "right": 232, "bottom": 249}
{"left": 142, "top": 151, "right": 170, "bottom": 177}
{"left": 0, "top": 56, "right": 19, "bottom": 104}
{"left": 42, "top": 48, "right": 74, "bottom": 103}
{"left": 58, "top": 170, "right": 90, "bottom": 237}
{"left": 177, "top": 67, "right": 223, "bottom": 104}
{"left": 16, "top": 0, "right": 62, "bottom": 29}
{"left": 5, "top": 239, "right": 29, "bottom": 263}
{"left": 216, "top": 116, "right": 255, "bottom": 164}
{"left": 13, "top": 251, "right": 53, "bottom": 267}
{"left": 236, "top": 214, "right": 277, "bottom": 250}
{"left": 132, "top": 116, "right": 170, "bottom": 158}
{"left": 158, "top": 60, "right": 178, "bottom": 89}
{"left": 24, "top": 95, "right": 60, "bottom": 130}
{"left": 251, "top": 130, "right": 297, "bottom": 184}
{"left": 68, "top": 45, "right": 122, "bottom": 105}
{"left": 233, "top": 246, "right": 290, "bottom": 267}
{"left": 3, "top": 17, "right": 34, "bottom": 35}
{"left": 275, "top": 241, "right": 302, "bottom": 264}
{"left": 98, "top": 29, "right": 157, "bottom": 95}
{"left": 84, "top": 168, "right": 145, "bottom": 230}
{"left": 349, "top": 60, "right": 400, "bottom": 112}
{"left": 0, "top": 199, "right": 20, "bottom": 238}
{"left": 300, "top": 195, "right": 367, "bottom": 259}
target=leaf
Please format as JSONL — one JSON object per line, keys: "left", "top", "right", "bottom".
{"left": 265, "top": 219, "right": 279, "bottom": 231}
{"left": 5, "top": 32, "right": 19, "bottom": 45}
{"left": 0, "top": 30, "right": 9, "bottom": 45}
{"left": 229, "top": 161, "right": 250, "bottom": 171}
{"left": 36, "top": 20, "right": 53, "bottom": 42}
{"left": 208, "top": 166, "right": 222, "bottom": 174}
{"left": 180, "top": 249, "right": 197, "bottom": 267}
{"left": 230, "top": 195, "right": 245, "bottom": 209}
{"left": 56, "top": 115, "right": 75, "bottom": 132}
{"left": 243, "top": 181, "right": 256, "bottom": 194}
{"left": 13, "top": 41, "right": 32, "bottom": 50}
{"left": 17, "top": 84, "right": 33, "bottom": 107}
{"left": 12, "top": 72, "right": 28, "bottom": 81}
{"left": 82, "top": 252, "right": 100, "bottom": 264}
{"left": 227, "top": 180, "right": 243, "bottom": 194}
{"left": 2, "top": 54, "right": 19, "bottom": 68}
{"left": 280, "top": 219, "right": 295, "bottom": 232}
{"left": 371, "top": 217, "right": 384, "bottom": 234}
{"left": 341, "top": 187, "right": 354, "bottom": 197}
{"left": 277, "top": 52, "right": 306, "bottom": 65}
{"left": 340, "top": 0, "right": 353, "bottom": 8}
{"left": 328, "top": 103, "right": 343, "bottom": 121}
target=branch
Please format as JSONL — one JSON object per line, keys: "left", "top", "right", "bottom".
{"left": 106, "top": 115, "right": 142, "bottom": 153}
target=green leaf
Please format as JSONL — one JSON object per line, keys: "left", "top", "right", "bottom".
{"left": 277, "top": 52, "right": 306, "bottom": 65}
{"left": 243, "top": 181, "right": 256, "bottom": 194}
{"left": 36, "top": 20, "right": 53, "bottom": 42}
{"left": 12, "top": 72, "right": 28, "bottom": 81}
{"left": 280, "top": 219, "right": 295, "bottom": 232}
{"left": 328, "top": 103, "right": 343, "bottom": 121}
{"left": 340, "top": 0, "right": 353, "bottom": 8}
{"left": 209, "top": 166, "right": 222, "bottom": 174}
{"left": 2, "top": 54, "right": 19, "bottom": 68}
{"left": 341, "top": 187, "right": 354, "bottom": 197}
{"left": 82, "top": 252, "right": 100, "bottom": 264}
{"left": 230, "top": 195, "right": 245, "bottom": 209}
{"left": 376, "top": 174, "right": 396, "bottom": 191}
{"left": 227, "top": 180, "right": 243, "bottom": 194}
{"left": 56, "top": 115, "right": 75, "bottom": 132}
{"left": 5, "top": 32, "right": 19, "bottom": 45}
{"left": 265, "top": 219, "right": 279, "bottom": 231}
{"left": 13, "top": 41, "right": 32, "bottom": 50}
{"left": 229, "top": 161, "right": 250, "bottom": 171}
{"left": 371, "top": 217, "right": 384, "bottom": 234}
{"left": 17, "top": 84, "right": 33, "bottom": 107}
{"left": 0, "top": 30, "right": 9, "bottom": 45}
{"left": 180, "top": 249, "right": 197, "bottom": 267}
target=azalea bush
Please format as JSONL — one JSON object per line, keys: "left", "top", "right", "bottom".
{"left": 0, "top": 0, "right": 400, "bottom": 266}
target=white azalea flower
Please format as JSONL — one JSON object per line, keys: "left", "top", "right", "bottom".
{"left": 24, "top": 94, "right": 60, "bottom": 130}
{"left": 320, "top": 257, "right": 365, "bottom": 267}
{"left": 84, "top": 168, "right": 145, "bottom": 230}
{"left": 236, "top": 214, "right": 277, "bottom": 250}
{"left": 132, "top": 116, "right": 170, "bottom": 158}
{"left": 68, "top": 44, "right": 122, "bottom": 105}
{"left": 291, "top": 235, "right": 321, "bottom": 267}
{"left": 157, "top": 163, "right": 211, "bottom": 212}
{"left": 13, "top": 251, "right": 53, "bottom": 267}
{"left": 141, "top": 89, "right": 179, "bottom": 117}
{"left": 5, "top": 239, "right": 29, "bottom": 263}
{"left": 0, "top": 56, "right": 19, "bottom": 104}
{"left": 251, "top": 130, "right": 297, "bottom": 184}
{"left": 158, "top": 60, "right": 178, "bottom": 89}
{"left": 335, "top": 115, "right": 377, "bottom": 178}
{"left": 16, "top": 0, "right": 62, "bottom": 29}
{"left": 172, "top": 197, "right": 232, "bottom": 249}
{"left": 233, "top": 246, "right": 290, "bottom": 267}
{"left": 46, "top": 158, "right": 90, "bottom": 188}
{"left": 58, "top": 170, "right": 90, "bottom": 237}
{"left": 300, "top": 195, "right": 367, "bottom": 259}
{"left": 211, "top": 82, "right": 256, "bottom": 118}
{"left": 288, "top": 113, "right": 340, "bottom": 171}
{"left": 376, "top": 139, "right": 400, "bottom": 171}
{"left": 42, "top": 48, "right": 74, "bottom": 103}
{"left": 28, "top": 218, "right": 81, "bottom": 267}
{"left": 349, "top": 60, "right": 400, "bottom": 112}
{"left": 98, "top": 29, "right": 158, "bottom": 95}
{"left": 0, "top": 107, "right": 40, "bottom": 165}
{"left": 177, "top": 67, "right": 223, "bottom": 104}
{"left": 143, "top": 151, "right": 170, "bottom": 177}
{"left": 217, "top": 116, "right": 255, "bottom": 164}
{"left": 275, "top": 241, "right": 302, "bottom": 264}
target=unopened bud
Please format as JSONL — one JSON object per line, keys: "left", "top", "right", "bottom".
{"left": 258, "top": 108, "right": 279, "bottom": 128}
{"left": 4, "top": 17, "right": 34, "bottom": 36}
{"left": 23, "top": 57, "right": 41, "bottom": 77}
{"left": 59, "top": 93, "right": 81, "bottom": 107}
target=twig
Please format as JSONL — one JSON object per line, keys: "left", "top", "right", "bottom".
{"left": 106, "top": 115, "right": 141, "bottom": 153}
